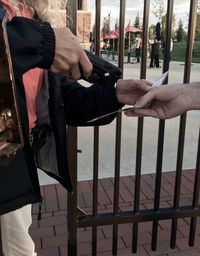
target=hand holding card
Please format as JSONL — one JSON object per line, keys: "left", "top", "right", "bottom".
{"left": 87, "top": 72, "right": 169, "bottom": 123}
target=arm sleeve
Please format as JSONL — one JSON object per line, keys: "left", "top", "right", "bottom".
{"left": 61, "top": 77, "right": 124, "bottom": 126}
{"left": 6, "top": 17, "right": 55, "bottom": 75}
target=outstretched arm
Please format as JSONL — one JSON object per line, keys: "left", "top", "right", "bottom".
{"left": 61, "top": 78, "right": 152, "bottom": 126}
{"left": 125, "top": 82, "right": 200, "bottom": 119}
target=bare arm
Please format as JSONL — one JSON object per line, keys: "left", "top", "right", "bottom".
{"left": 125, "top": 82, "right": 200, "bottom": 119}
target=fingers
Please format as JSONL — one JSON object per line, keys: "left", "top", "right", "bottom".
{"left": 134, "top": 89, "right": 156, "bottom": 108}
{"left": 124, "top": 108, "right": 158, "bottom": 118}
{"left": 70, "top": 64, "right": 81, "bottom": 80}
{"left": 79, "top": 50, "right": 93, "bottom": 78}
{"left": 51, "top": 27, "right": 93, "bottom": 79}
{"left": 117, "top": 79, "right": 152, "bottom": 92}
{"left": 140, "top": 79, "right": 153, "bottom": 91}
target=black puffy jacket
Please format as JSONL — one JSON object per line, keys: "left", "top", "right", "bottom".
{"left": 0, "top": 17, "right": 122, "bottom": 215}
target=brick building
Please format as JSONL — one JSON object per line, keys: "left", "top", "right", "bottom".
{"left": 77, "top": 0, "right": 92, "bottom": 49}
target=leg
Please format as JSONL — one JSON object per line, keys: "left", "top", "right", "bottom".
{"left": 1, "top": 205, "right": 37, "bottom": 256}
{"left": 136, "top": 49, "right": 140, "bottom": 63}
{"left": 155, "top": 55, "right": 160, "bottom": 67}
{"left": 149, "top": 54, "right": 154, "bottom": 67}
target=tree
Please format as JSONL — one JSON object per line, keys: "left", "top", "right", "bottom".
{"left": 134, "top": 12, "right": 140, "bottom": 28}
{"left": 176, "top": 19, "right": 186, "bottom": 41}
{"left": 115, "top": 18, "right": 119, "bottom": 32}
{"left": 152, "top": 0, "right": 166, "bottom": 22}
{"left": 101, "top": 16, "right": 110, "bottom": 37}
{"left": 161, "top": 13, "right": 176, "bottom": 40}
{"left": 152, "top": 0, "right": 176, "bottom": 40}
{"left": 195, "top": 3, "right": 200, "bottom": 40}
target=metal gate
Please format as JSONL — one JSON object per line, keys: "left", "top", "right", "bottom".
{"left": 67, "top": 0, "right": 200, "bottom": 255}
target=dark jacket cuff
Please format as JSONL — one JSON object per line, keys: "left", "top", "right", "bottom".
{"left": 38, "top": 23, "right": 55, "bottom": 69}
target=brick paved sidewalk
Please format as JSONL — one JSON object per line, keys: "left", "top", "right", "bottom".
{"left": 31, "top": 169, "right": 200, "bottom": 256}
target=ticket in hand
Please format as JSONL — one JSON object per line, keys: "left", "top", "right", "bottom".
{"left": 87, "top": 71, "right": 169, "bottom": 123}
{"left": 152, "top": 71, "right": 169, "bottom": 87}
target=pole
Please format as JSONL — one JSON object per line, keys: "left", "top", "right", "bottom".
{"left": 128, "top": 31, "right": 131, "bottom": 63}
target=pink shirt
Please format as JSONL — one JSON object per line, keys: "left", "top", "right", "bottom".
{"left": 2, "top": 1, "right": 45, "bottom": 131}
{"left": 23, "top": 69, "right": 44, "bottom": 131}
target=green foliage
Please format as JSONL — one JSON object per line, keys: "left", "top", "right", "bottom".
{"left": 149, "top": 25, "right": 156, "bottom": 39}
{"left": 161, "top": 13, "right": 176, "bottom": 40}
{"left": 171, "top": 41, "right": 200, "bottom": 63}
{"left": 195, "top": 13, "right": 200, "bottom": 40}
{"left": 176, "top": 19, "right": 186, "bottom": 41}
{"left": 134, "top": 12, "right": 140, "bottom": 28}
{"left": 152, "top": 1, "right": 176, "bottom": 40}
{"left": 152, "top": 0, "right": 165, "bottom": 22}
{"left": 101, "top": 16, "right": 110, "bottom": 37}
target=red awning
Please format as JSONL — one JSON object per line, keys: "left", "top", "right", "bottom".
{"left": 125, "top": 24, "right": 143, "bottom": 33}
{"left": 105, "top": 31, "right": 119, "bottom": 39}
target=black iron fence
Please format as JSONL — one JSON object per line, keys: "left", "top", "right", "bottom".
{"left": 67, "top": 0, "right": 200, "bottom": 255}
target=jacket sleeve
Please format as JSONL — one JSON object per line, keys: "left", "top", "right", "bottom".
{"left": 60, "top": 76, "right": 124, "bottom": 126}
{"left": 6, "top": 17, "right": 55, "bottom": 75}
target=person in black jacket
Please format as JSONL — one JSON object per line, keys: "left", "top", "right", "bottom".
{"left": 0, "top": 1, "right": 152, "bottom": 255}
{"left": 149, "top": 37, "right": 160, "bottom": 68}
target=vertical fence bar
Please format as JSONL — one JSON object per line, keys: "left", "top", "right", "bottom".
{"left": 170, "top": 101, "right": 186, "bottom": 248}
{"left": 94, "top": 0, "right": 101, "bottom": 56}
{"left": 140, "top": 0, "right": 150, "bottom": 79}
{"left": 67, "top": 1, "right": 78, "bottom": 255}
{"left": 112, "top": 2, "right": 126, "bottom": 255}
{"left": 92, "top": 126, "right": 99, "bottom": 256}
{"left": 151, "top": 0, "right": 174, "bottom": 251}
{"left": 91, "top": 2, "right": 101, "bottom": 254}
{"left": 170, "top": 0, "right": 198, "bottom": 248}
{"left": 118, "top": 0, "right": 126, "bottom": 71}
{"left": 132, "top": 118, "right": 143, "bottom": 254}
{"left": 162, "top": 0, "right": 174, "bottom": 74}
{"left": 67, "top": 127, "right": 78, "bottom": 256}
{"left": 189, "top": 129, "right": 200, "bottom": 246}
{"left": 132, "top": 1, "right": 150, "bottom": 253}
{"left": 185, "top": 0, "right": 199, "bottom": 247}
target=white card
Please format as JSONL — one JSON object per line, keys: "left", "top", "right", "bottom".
{"left": 152, "top": 71, "right": 169, "bottom": 87}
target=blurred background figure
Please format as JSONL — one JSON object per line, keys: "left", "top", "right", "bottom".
{"left": 89, "top": 31, "right": 94, "bottom": 52}
{"left": 135, "top": 35, "right": 142, "bottom": 63}
{"left": 149, "top": 37, "right": 161, "bottom": 68}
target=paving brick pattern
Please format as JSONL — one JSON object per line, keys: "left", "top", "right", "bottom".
{"left": 31, "top": 169, "right": 200, "bottom": 256}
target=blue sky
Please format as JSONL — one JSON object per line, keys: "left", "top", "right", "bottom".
{"left": 87, "top": 0, "right": 191, "bottom": 29}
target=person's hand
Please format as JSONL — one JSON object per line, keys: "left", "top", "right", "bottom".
{"left": 51, "top": 27, "right": 93, "bottom": 79}
{"left": 125, "top": 83, "right": 192, "bottom": 119}
{"left": 116, "top": 79, "right": 152, "bottom": 105}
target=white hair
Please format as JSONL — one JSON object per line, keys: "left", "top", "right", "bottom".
{"left": 5, "top": 0, "right": 68, "bottom": 24}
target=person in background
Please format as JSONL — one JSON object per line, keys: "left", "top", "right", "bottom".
{"left": 135, "top": 35, "right": 142, "bottom": 63}
{"left": 125, "top": 82, "right": 200, "bottom": 119}
{"left": 0, "top": 1, "right": 151, "bottom": 255}
{"left": 149, "top": 37, "right": 160, "bottom": 68}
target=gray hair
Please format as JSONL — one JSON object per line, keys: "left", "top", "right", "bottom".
{"left": 5, "top": 0, "right": 68, "bottom": 24}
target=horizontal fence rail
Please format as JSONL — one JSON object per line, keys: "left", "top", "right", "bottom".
{"left": 67, "top": 0, "right": 200, "bottom": 255}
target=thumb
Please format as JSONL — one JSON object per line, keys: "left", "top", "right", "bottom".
{"left": 134, "top": 90, "right": 155, "bottom": 108}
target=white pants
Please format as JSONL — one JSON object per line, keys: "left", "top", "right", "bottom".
{"left": 0, "top": 204, "right": 37, "bottom": 256}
